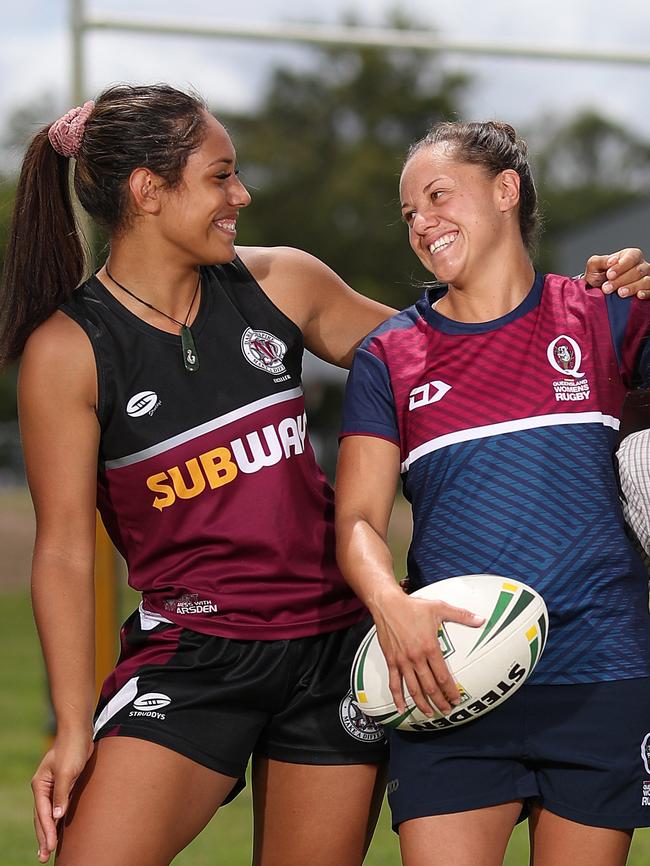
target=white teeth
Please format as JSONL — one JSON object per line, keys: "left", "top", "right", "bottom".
{"left": 429, "top": 233, "right": 457, "bottom": 254}
{"left": 215, "top": 219, "right": 236, "bottom": 231}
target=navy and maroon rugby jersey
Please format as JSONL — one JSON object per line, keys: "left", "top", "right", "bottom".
{"left": 341, "top": 273, "right": 650, "bottom": 684}
{"left": 61, "top": 257, "right": 365, "bottom": 639}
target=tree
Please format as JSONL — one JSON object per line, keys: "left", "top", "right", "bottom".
{"left": 529, "top": 109, "right": 650, "bottom": 266}
{"left": 534, "top": 109, "right": 650, "bottom": 193}
{"left": 219, "top": 13, "right": 470, "bottom": 309}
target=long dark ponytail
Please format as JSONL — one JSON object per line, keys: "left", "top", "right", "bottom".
{"left": 0, "top": 84, "right": 207, "bottom": 367}
{"left": 0, "top": 129, "right": 86, "bottom": 366}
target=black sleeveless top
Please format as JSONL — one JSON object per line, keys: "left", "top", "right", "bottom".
{"left": 61, "top": 257, "right": 364, "bottom": 639}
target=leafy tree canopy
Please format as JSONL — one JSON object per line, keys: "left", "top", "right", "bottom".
{"left": 530, "top": 108, "right": 650, "bottom": 258}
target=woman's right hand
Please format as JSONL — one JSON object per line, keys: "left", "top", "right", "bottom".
{"left": 334, "top": 436, "right": 484, "bottom": 717}
{"left": 372, "top": 592, "right": 484, "bottom": 718}
{"left": 33, "top": 730, "right": 94, "bottom": 863}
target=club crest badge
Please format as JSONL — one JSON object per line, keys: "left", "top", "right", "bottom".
{"left": 546, "top": 335, "right": 590, "bottom": 402}
{"left": 547, "top": 335, "right": 585, "bottom": 379}
{"left": 641, "top": 733, "right": 650, "bottom": 775}
{"left": 241, "top": 328, "right": 288, "bottom": 375}
{"left": 640, "top": 734, "right": 650, "bottom": 806}
{"left": 339, "top": 691, "right": 385, "bottom": 743}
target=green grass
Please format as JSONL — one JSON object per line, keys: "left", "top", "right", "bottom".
{"left": 0, "top": 590, "right": 50, "bottom": 866}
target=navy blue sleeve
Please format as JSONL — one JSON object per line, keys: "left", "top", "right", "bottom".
{"left": 340, "top": 347, "right": 400, "bottom": 444}
{"left": 637, "top": 336, "right": 650, "bottom": 388}
{"left": 606, "top": 294, "right": 650, "bottom": 387}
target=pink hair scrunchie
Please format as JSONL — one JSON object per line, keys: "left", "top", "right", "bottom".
{"left": 48, "top": 100, "right": 95, "bottom": 158}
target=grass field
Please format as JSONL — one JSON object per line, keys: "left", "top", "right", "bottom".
{"left": 2, "top": 488, "right": 650, "bottom": 864}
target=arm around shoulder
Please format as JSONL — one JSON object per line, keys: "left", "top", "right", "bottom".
{"left": 237, "top": 245, "right": 395, "bottom": 368}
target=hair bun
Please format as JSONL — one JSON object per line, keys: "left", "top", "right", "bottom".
{"left": 48, "top": 101, "right": 95, "bottom": 158}
{"left": 489, "top": 121, "right": 517, "bottom": 143}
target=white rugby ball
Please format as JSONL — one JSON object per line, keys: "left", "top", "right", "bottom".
{"left": 351, "top": 574, "right": 548, "bottom": 732}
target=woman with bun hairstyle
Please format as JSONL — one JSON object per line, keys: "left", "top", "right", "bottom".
{"left": 1, "top": 86, "right": 647, "bottom": 865}
{"left": 336, "top": 120, "right": 650, "bottom": 866}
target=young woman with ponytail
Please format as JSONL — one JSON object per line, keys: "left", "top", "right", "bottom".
{"left": 2, "top": 87, "right": 647, "bottom": 866}
{"left": 4, "top": 85, "right": 393, "bottom": 866}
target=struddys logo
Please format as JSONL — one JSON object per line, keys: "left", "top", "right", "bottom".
{"left": 339, "top": 691, "right": 385, "bottom": 743}
{"left": 546, "top": 335, "right": 591, "bottom": 402}
{"left": 241, "top": 328, "right": 288, "bottom": 377}
{"left": 126, "top": 390, "right": 161, "bottom": 418}
{"left": 129, "top": 692, "right": 171, "bottom": 721}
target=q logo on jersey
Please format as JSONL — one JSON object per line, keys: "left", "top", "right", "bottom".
{"left": 241, "top": 328, "right": 287, "bottom": 375}
{"left": 547, "top": 335, "right": 591, "bottom": 402}
{"left": 547, "top": 335, "right": 585, "bottom": 379}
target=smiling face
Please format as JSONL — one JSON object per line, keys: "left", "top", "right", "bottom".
{"left": 399, "top": 143, "right": 521, "bottom": 287}
{"left": 156, "top": 111, "right": 251, "bottom": 266}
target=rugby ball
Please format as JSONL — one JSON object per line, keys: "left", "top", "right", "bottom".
{"left": 351, "top": 574, "right": 548, "bottom": 732}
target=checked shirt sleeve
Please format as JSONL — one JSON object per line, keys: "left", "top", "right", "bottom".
{"left": 617, "top": 428, "right": 650, "bottom": 568}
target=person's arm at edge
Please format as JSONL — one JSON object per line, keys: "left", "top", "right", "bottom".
{"left": 19, "top": 312, "right": 100, "bottom": 863}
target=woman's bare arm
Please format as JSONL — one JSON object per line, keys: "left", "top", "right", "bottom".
{"left": 335, "top": 435, "right": 483, "bottom": 717}
{"left": 19, "top": 312, "right": 100, "bottom": 861}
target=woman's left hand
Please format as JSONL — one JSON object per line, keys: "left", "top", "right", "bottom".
{"left": 583, "top": 248, "right": 650, "bottom": 299}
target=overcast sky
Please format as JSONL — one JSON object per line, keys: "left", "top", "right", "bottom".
{"left": 2, "top": 0, "right": 650, "bottom": 161}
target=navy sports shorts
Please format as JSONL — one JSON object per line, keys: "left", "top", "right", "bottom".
{"left": 93, "top": 606, "right": 386, "bottom": 801}
{"left": 387, "top": 678, "right": 650, "bottom": 830}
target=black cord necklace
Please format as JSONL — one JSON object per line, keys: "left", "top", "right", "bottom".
{"left": 105, "top": 264, "right": 200, "bottom": 373}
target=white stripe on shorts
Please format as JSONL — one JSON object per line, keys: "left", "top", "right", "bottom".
{"left": 93, "top": 676, "right": 139, "bottom": 737}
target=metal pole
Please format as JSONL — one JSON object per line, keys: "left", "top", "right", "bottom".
{"left": 69, "top": 0, "right": 119, "bottom": 700}
{"left": 70, "top": 0, "right": 85, "bottom": 105}
{"left": 69, "top": 0, "right": 93, "bottom": 264}
{"left": 84, "top": 15, "right": 650, "bottom": 68}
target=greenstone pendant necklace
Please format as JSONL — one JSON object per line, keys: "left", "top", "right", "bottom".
{"left": 105, "top": 265, "right": 200, "bottom": 372}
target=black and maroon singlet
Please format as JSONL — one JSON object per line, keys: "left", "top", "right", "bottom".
{"left": 62, "top": 257, "right": 365, "bottom": 639}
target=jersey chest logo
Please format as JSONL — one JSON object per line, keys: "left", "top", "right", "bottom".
{"left": 408, "top": 380, "right": 452, "bottom": 411}
{"left": 126, "top": 390, "right": 162, "bottom": 417}
{"left": 241, "top": 327, "right": 288, "bottom": 375}
{"left": 546, "top": 335, "right": 591, "bottom": 402}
